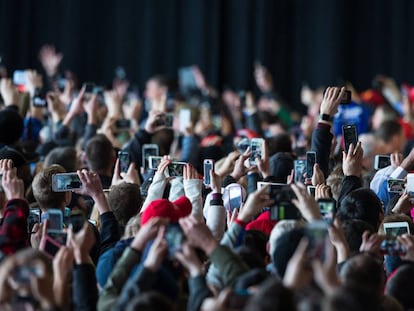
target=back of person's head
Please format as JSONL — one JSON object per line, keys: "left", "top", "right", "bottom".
{"left": 269, "top": 152, "right": 294, "bottom": 183}
{"left": 268, "top": 220, "right": 304, "bottom": 256}
{"left": 44, "top": 146, "right": 78, "bottom": 172}
{"left": 125, "top": 291, "right": 173, "bottom": 311}
{"left": 339, "top": 253, "right": 385, "bottom": 295}
{"left": 326, "top": 165, "right": 344, "bottom": 201}
{"left": 108, "top": 182, "right": 142, "bottom": 226}
{"left": 266, "top": 133, "right": 292, "bottom": 156}
{"left": 149, "top": 75, "right": 170, "bottom": 89}
{"left": 337, "top": 188, "right": 383, "bottom": 230}
{"left": 244, "top": 278, "right": 296, "bottom": 311}
{"left": 323, "top": 285, "right": 382, "bottom": 311}
{"left": 341, "top": 219, "right": 375, "bottom": 255}
{"left": 85, "top": 134, "right": 115, "bottom": 173}
{"left": 151, "top": 129, "right": 174, "bottom": 157}
{"left": 385, "top": 263, "right": 414, "bottom": 310}
{"left": 376, "top": 120, "right": 402, "bottom": 142}
{"left": 32, "top": 164, "right": 66, "bottom": 210}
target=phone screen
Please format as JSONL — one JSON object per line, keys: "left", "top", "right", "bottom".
{"left": 305, "top": 221, "right": 328, "bottom": 259}
{"left": 204, "top": 160, "right": 213, "bottom": 185}
{"left": 228, "top": 187, "right": 242, "bottom": 211}
{"left": 318, "top": 199, "right": 336, "bottom": 225}
{"left": 44, "top": 210, "right": 63, "bottom": 233}
{"left": 118, "top": 151, "right": 130, "bottom": 173}
{"left": 52, "top": 173, "right": 82, "bottom": 192}
{"left": 142, "top": 145, "right": 159, "bottom": 170}
{"left": 342, "top": 125, "right": 358, "bottom": 152}
{"left": 294, "top": 160, "right": 306, "bottom": 183}
{"left": 165, "top": 224, "right": 184, "bottom": 257}
{"left": 306, "top": 152, "right": 316, "bottom": 178}
{"left": 250, "top": 139, "right": 263, "bottom": 164}
{"left": 387, "top": 179, "right": 405, "bottom": 194}
{"left": 167, "top": 162, "right": 186, "bottom": 177}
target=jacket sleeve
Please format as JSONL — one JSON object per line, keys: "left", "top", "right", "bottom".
{"left": 99, "top": 212, "right": 121, "bottom": 254}
{"left": 204, "top": 195, "right": 226, "bottom": 241}
{"left": 97, "top": 247, "right": 142, "bottom": 311}
{"left": 141, "top": 172, "right": 168, "bottom": 211}
{"left": 187, "top": 275, "right": 213, "bottom": 311}
{"left": 72, "top": 264, "right": 98, "bottom": 311}
{"left": 311, "top": 123, "right": 333, "bottom": 178}
{"left": 209, "top": 245, "right": 249, "bottom": 287}
{"left": 81, "top": 124, "right": 98, "bottom": 149}
{"left": 184, "top": 179, "right": 203, "bottom": 220}
{"left": 114, "top": 267, "right": 158, "bottom": 311}
{"left": 168, "top": 177, "right": 185, "bottom": 202}
{"left": 338, "top": 175, "right": 363, "bottom": 205}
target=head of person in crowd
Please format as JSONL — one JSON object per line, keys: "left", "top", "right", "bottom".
{"left": 375, "top": 120, "right": 406, "bottom": 154}
{"left": 0, "top": 146, "right": 32, "bottom": 191}
{"left": 371, "top": 104, "right": 399, "bottom": 131}
{"left": 32, "top": 164, "right": 69, "bottom": 212}
{"left": 337, "top": 188, "right": 384, "bottom": 230}
{"left": 44, "top": 146, "right": 80, "bottom": 172}
{"left": 85, "top": 134, "right": 116, "bottom": 177}
{"left": 0, "top": 107, "right": 24, "bottom": 148}
{"left": 358, "top": 133, "right": 380, "bottom": 171}
{"left": 145, "top": 75, "right": 169, "bottom": 104}
{"left": 269, "top": 152, "right": 294, "bottom": 183}
{"left": 266, "top": 133, "right": 292, "bottom": 157}
{"left": 385, "top": 264, "right": 414, "bottom": 310}
{"left": 323, "top": 285, "right": 383, "bottom": 311}
{"left": 108, "top": 182, "right": 142, "bottom": 227}
{"left": 243, "top": 278, "right": 296, "bottom": 311}
{"left": 341, "top": 219, "right": 374, "bottom": 255}
{"left": 267, "top": 220, "right": 304, "bottom": 260}
{"left": 151, "top": 129, "right": 174, "bottom": 159}
{"left": 326, "top": 165, "right": 344, "bottom": 201}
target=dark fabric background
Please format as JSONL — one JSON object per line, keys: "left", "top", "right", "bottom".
{"left": 1, "top": 0, "right": 413, "bottom": 110}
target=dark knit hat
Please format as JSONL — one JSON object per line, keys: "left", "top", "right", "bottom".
{"left": 0, "top": 107, "right": 24, "bottom": 145}
{"left": 269, "top": 152, "right": 294, "bottom": 183}
{"left": 0, "top": 146, "right": 27, "bottom": 167}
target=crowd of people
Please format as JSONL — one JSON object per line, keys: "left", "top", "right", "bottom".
{"left": 1, "top": 44, "right": 414, "bottom": 310}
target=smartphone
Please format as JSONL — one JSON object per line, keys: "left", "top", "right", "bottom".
{"left": 384, "top": 222, "right": 410, "bottom": 237}
{"left": 70, "top": 212, "right": 86, "bottom": 233}
{"left": 83, "top": 82, "right": 95, "bottom": 94}
{"left": 374, "top": 155, "right": 391, "bottom": 170}
{"left": 341, "top": 90, "right": 352, "bottom": 104}
{"left": 115, "top": 119, "right": 131, "bottom": 129}
{"left": 163, "top": 113, "right": 174, "bottom": 128}
{"left": 294, "top": 159, "right": 306, "bottom": 184}
{"left": 142, "top": 144, "right": 159, "bottom": 171}
{"left": 42, "top": 209, "right": 63, "bottom": 234}
{"left": 236, "top": 138, "right": 250, "bottom": 154}
{"left": 305, "top": 221, "right": 329, "bottom": 259}
{"left": 167, "top": 162, "right": 186, "bottom": 177}
{"left": 250, "top": 138, "right": 264, "bottom": 165}
{"left": 203, "top": 159, "right": 214, "bottom": 186}
{"left": 258, "top": 182, "right": 299, "bottom": 220}
{"left": 148, "top": 156, "right": 163, "bottom": 170}
{"left": 387, "top": 179, "right": 405, "bottom": 194}
{"left": 342, "top": 124, "right": 358, "bottom": 153}
{"left": 27, "top": 208, "right": 41, "bottom": 234}
{"left": 13, "top": 70, "right": 26, "bottom": 85}
{"left": 307, "top": 186, "right": 316, "bottom": 197}
{"left": 407, "top": 173, "right": 414, "bottom": 196}
{"left": 179, "top": 109, "right": 191, "bottom": 133}
{"left": 118, "top": 151, "right": 130, "bottom": 173}
{"left": 318, "top": 198, "right": 336, "bottom": 225}
{"left": 40, "top": 235, "right": 62, "bottom": 259}
{"left": 380, "top": 238, "right": 406, "bottom": 256}
{"left": 32, "top": 88, "right": 47, "bottom": 107}
{"left": 52, "top": 173, "right": 82, "bottom": 192}
{"left": 165, "top": 224, "right": 184, "bottom": 258}
{"left": 306, "top": 151, "right": 317, "bottom": 178}
{"left": 223, "top": 184, "right": 243, "bottom": 212}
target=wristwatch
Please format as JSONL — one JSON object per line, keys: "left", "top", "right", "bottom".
{"left": 319, "top": 113, "right": 333, "bottom": 122}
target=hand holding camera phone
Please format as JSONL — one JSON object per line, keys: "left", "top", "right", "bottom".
{"left": 250, "top": 138, "right": 264, "bottom": 165}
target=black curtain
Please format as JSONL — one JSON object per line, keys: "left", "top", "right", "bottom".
{"left": 1, "top": 0, "right": 414, "bottom": 110}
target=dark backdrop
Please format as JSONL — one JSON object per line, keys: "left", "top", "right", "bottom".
{"left": 1, "top": 0, "right": 414, "bottom": 110}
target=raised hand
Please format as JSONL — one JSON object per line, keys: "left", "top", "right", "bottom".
{"left": 0, "top": 78, "right": 18, "bottom": 106}
{"left": 38, "top": 44, "right": 63, "bottom": 77}
{"left": 342, "top": 141, "right": 363, "bottom": 177}
{"left": 319, "top": 87, "right": 345, "bottom": 118}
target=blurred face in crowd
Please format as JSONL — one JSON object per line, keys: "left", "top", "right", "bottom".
{"left": 145, "top": 79, "right": 167, "bottom": 102}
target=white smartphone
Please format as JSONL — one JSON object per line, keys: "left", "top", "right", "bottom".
{"left": 250, "top": 138, "right": 264, "bottom": 165}
{"left": 41, "top": 209, "right": 63, "bottom": 234}
{"left": 142, "top": 144, "right": 159, "bottom": 171}
{"left": 223, "top": 184, "right": 243, "bottom": 212}
{"left": 384, "top": 222, "right": 410, "bottom": 237}
{"left": 52, "top": 173, "right": 82, "bottom": 192}
{"left": 203, "top": 159, "right": 214, "bottom": 186}
{"left": 148, "top": 156, "right": 163, "bottom": 170}
{"left": 374, "top": 155, "right": 391, "bottom": 170}
{"left": 166, "top": 162, "right": 186, "bottom": 177}
{"left": 407, "top": 173, "right": 414, "bottom": 196}
{"left": 179, "top": 109, "right": 191, "bottom": 133}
